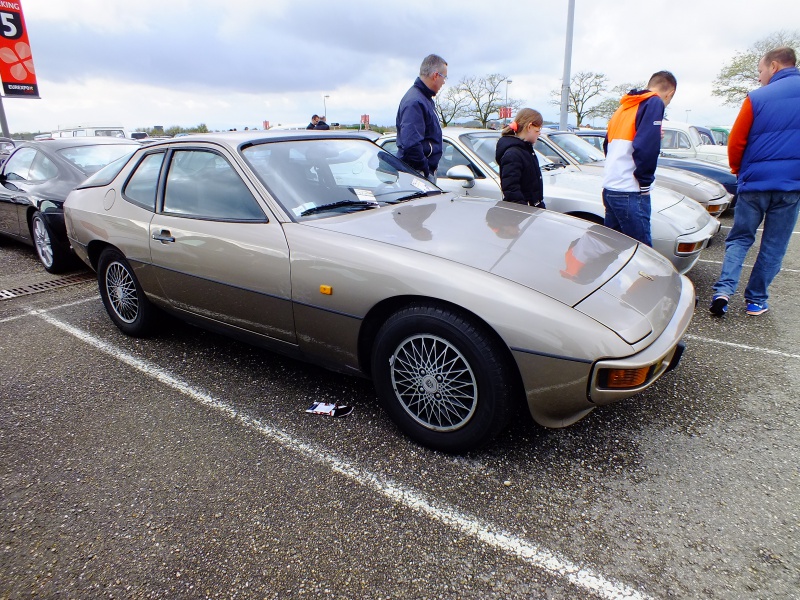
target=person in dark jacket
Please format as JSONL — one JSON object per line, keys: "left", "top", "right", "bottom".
{"left": 396, "top": 54, "right": 447, "bottom": 182}
{"left": 306, "top": 115, "right": 319, "bottom": 130}
{"left": 494, "top": 108, "right": 545, "bottom": 207}
{"left": 710, "top": 46, "right": 800, "bottom": 317}
{"left": 314, "top": 116, "right": 330, "bottom": 130}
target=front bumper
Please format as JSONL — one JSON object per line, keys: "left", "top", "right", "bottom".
{"left": 588, "top": 275, "right": 695, "bottom": 405}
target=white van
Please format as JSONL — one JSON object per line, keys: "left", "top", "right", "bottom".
{"left": 51, "top": 125, "right": 129, "bottom": 139}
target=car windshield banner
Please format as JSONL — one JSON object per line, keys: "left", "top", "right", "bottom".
{"left": 0, "top": 1, "right": 39, "bottom": 98}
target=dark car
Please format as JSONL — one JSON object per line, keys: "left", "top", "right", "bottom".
{"left": 573, "top": 129, "right": 738, "bottom": 207}
{"left": 0, "top": 137, "right": 140, "bottom": 272}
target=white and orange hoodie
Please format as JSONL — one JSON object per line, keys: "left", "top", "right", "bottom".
{"left": 602, "top": 90, "right": 665, "bottom": 194}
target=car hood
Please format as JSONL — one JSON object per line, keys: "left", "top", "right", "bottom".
{"left": 545, "top": 166, "right": 685, "bottom": 210}
{"left": 305, "top": 196, "right": 680, "bottom": 343}
{"left": 655, "top": 165, "right": 726, "bottom": 199}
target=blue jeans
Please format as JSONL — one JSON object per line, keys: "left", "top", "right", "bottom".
{"left": 602, "top": 189, "right": 652, "bottom": 246}
{"left": 713, "top": 190, "right": 800, "bottom": 304}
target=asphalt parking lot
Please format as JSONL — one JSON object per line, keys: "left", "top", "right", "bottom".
{"left": 1, "top": 209, "right": 798, "bottom": 599}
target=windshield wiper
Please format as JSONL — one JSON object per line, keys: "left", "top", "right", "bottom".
{"left": 388, "top": 189, "right": 444, "bottom": 203}
{"left": 300, "top": 200, "right": 379, "bottom": 216}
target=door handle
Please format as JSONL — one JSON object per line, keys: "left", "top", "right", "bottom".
{"left": 152, "top": 230, "right": 175, "bottom": 243}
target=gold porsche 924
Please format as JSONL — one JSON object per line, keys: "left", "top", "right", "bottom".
{"left": 64, "top": 131, "right": 695, "bottom": 453}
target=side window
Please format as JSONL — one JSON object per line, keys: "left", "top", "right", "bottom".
{"left": 661, "top": 130, "right": 678, "bottom": 149}
{"left": 123, "top": 152, "right": 165, "bottom": 211}
{"left": 438, "top": 141, "right": 465, "bottom": 174}
{"left": 163, "top": 149, "right": 265, "bottom": 221}
{"left": 28, "top": 152, "right": 59, "bottom": 181}
{"left": 677, "top": 132, "right": 692, "bottom": 149}
{"left": 3, "top": 147, "right": 37, "bottom": 180}
{"left": 533, "top": 140, "right": 564, "bottom": 164}
{"left": 381, "top": 140, "right": 399, "bottom": 156}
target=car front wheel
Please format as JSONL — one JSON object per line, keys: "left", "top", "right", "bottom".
{"left": 97, "top": 248, "right": 156, "bottom": 337}
{"left": 371, "top": 304, "right": 514, "bottom": 453}
{"left": 32, "top": 212, "right": 68, "bottom": 273}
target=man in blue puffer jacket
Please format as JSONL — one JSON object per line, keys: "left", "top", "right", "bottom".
{"left": 396, "top": 54, "right": 447, "bottom": 182}
{"left": 710, "top": 46, "right": 800, "bottom": 317}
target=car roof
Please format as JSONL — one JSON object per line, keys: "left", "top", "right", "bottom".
{"left": 139, "top": 129, "right": 381, "bottom": 150}
{"left": 17, "top": 137, "right": 141, "bottom": 149}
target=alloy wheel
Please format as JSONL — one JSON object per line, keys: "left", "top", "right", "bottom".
{"left": 389, "top": 334, "right": 478, "bottom": 432}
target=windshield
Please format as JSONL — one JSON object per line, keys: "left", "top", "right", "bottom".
{"left": 459, "top": 132, "right": 555, "bottom": 175}
{"left": 546, "top": 133, "right": 605, "bottom": 165}
{"left": 242, "top": 139, "right": 442, "bottom": 220}
{"left": 57, "top": 143, "right": 141, "bottom": 176}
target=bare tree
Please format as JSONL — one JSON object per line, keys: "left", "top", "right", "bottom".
{"left": 459, "top": 74, "right": 513, "bottom": 128}
{"left": 550, "top": 71, "right": 609, "bottom": 127}
{"left": 712, "top": 30, "right": 800, "bottom": 106}
{"left": 435, "top": 86, "right": 472, "bottom": 127}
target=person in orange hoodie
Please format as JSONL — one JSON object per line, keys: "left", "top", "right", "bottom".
{"left": 602, "top": 71, "right": 677, "bottom": 246}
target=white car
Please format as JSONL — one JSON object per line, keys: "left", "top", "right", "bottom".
{"left": 660, "top": 121, "right": 730, "bottom": 166}
{"left": 537, "top": 130, "right": 732, "bottom": 217}
{"left": 379, "top": 128, "right": 720, "bottom": 275}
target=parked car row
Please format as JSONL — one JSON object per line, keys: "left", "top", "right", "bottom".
{"left": 572, "top": 129, "right": 738, "bottom": 208}
{"left": 4, "top": 129, "right": 730, "bottom": 452}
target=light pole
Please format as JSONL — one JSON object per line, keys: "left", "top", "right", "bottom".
{"left": 323, "top": 95, "right": 330, "bottom": 119}
{"left": 505, "top": 79, "right": 512, "bottom": 125}
{"left": 685, "top": 109, "right": 691, "bottom": 122}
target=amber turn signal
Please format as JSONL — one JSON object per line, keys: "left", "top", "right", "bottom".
{"left": 677, "top": 241, "right": 703, "bottom": 253}
{"left": 603, "top": 366, "right": 649, "bottom": 388}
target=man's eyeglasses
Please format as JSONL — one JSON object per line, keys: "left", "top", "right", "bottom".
{"left": 436, "top": 72, "right": 448, "bottom": 82}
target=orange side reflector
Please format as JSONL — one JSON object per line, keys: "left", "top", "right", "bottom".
{"left": 320, "top": 285, "right": 333, "bottom": 295}
{"left": 605, "top": 367, "right": 649, "bottom": 388}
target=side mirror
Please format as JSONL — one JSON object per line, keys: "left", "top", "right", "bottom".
{"left": 446, "top": 164, "right": 475, "bottom": 188}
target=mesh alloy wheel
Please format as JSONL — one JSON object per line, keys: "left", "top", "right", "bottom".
{"left": 105, "top": 261, "right": 139, "bottom": 324}
{"left": 389, "top": 334, "right": 478, "bottom": 432}
{"left": 32, "top": 215, "right": 54, "bottom": 268}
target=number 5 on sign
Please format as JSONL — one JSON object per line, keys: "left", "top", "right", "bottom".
{"left": 0, "top": 1, "right": 40, "bottom": 98}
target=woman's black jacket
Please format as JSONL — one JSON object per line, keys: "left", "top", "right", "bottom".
{"left": 495, "top": 135, "right": 544, "bottom": 207}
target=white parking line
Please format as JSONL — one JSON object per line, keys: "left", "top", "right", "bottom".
{"left": 696, "top": 258, "right": 800, "bottom": 274}
{"left": 32, "top": 309, "right": 652, "bottom": 600}
{"left": 0, "top": 296, "right": 96, "bottom": 324}
{"left": 718, "top": 225, "right": 800, "bottom": 234}
{"left": 684, "top": 334, "right": 800, "bottom": 359}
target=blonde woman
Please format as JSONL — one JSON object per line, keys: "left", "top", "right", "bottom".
{"left": 494, "top": 108, "right": 545, "bottom": 207}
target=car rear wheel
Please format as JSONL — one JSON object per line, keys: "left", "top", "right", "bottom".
{"left": 32, "top": 212, "right": 68, "bottom": 273}
{"left": 97, "top": 248, "right": 156, "bottom": 337}
{"left": 372, "top": 304, "right": 514, "bottom": 453}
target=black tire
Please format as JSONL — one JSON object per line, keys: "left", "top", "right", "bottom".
{"left": 371, "top": 304, "right": 514, "bottom": 453}
{"left": 32, "top": 211, "right": 69, "bottom": 273}
{"left": 97, "top": 248, "right": 156, "bottom": 337}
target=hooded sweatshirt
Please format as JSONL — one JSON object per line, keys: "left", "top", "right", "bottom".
{"left": 602, "top": 90, "right": 665, "bottom": 194}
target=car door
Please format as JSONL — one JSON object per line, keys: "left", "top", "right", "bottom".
{"left": 148, "top": 147, "right": 296, "bottom": 344}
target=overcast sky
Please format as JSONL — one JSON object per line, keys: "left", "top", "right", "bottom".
{"left": 4, "top": 0, "right": 799, "bottom": 133}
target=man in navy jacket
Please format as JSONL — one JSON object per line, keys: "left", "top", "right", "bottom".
{"left": 710, "top": 47, "right": 800, "bottom": 317}
{"left": 396, "top": 54, "right": 447, "bottom": 182}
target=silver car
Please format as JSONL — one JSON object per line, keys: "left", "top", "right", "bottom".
{"left": 64, "top": 131, "right": 694, "bottom": 453}
{"left": 538, "top": 130, "right": 732, "bottom": 216}
{"left": 380, "top": 128, "right": 719, "bottom": 275}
